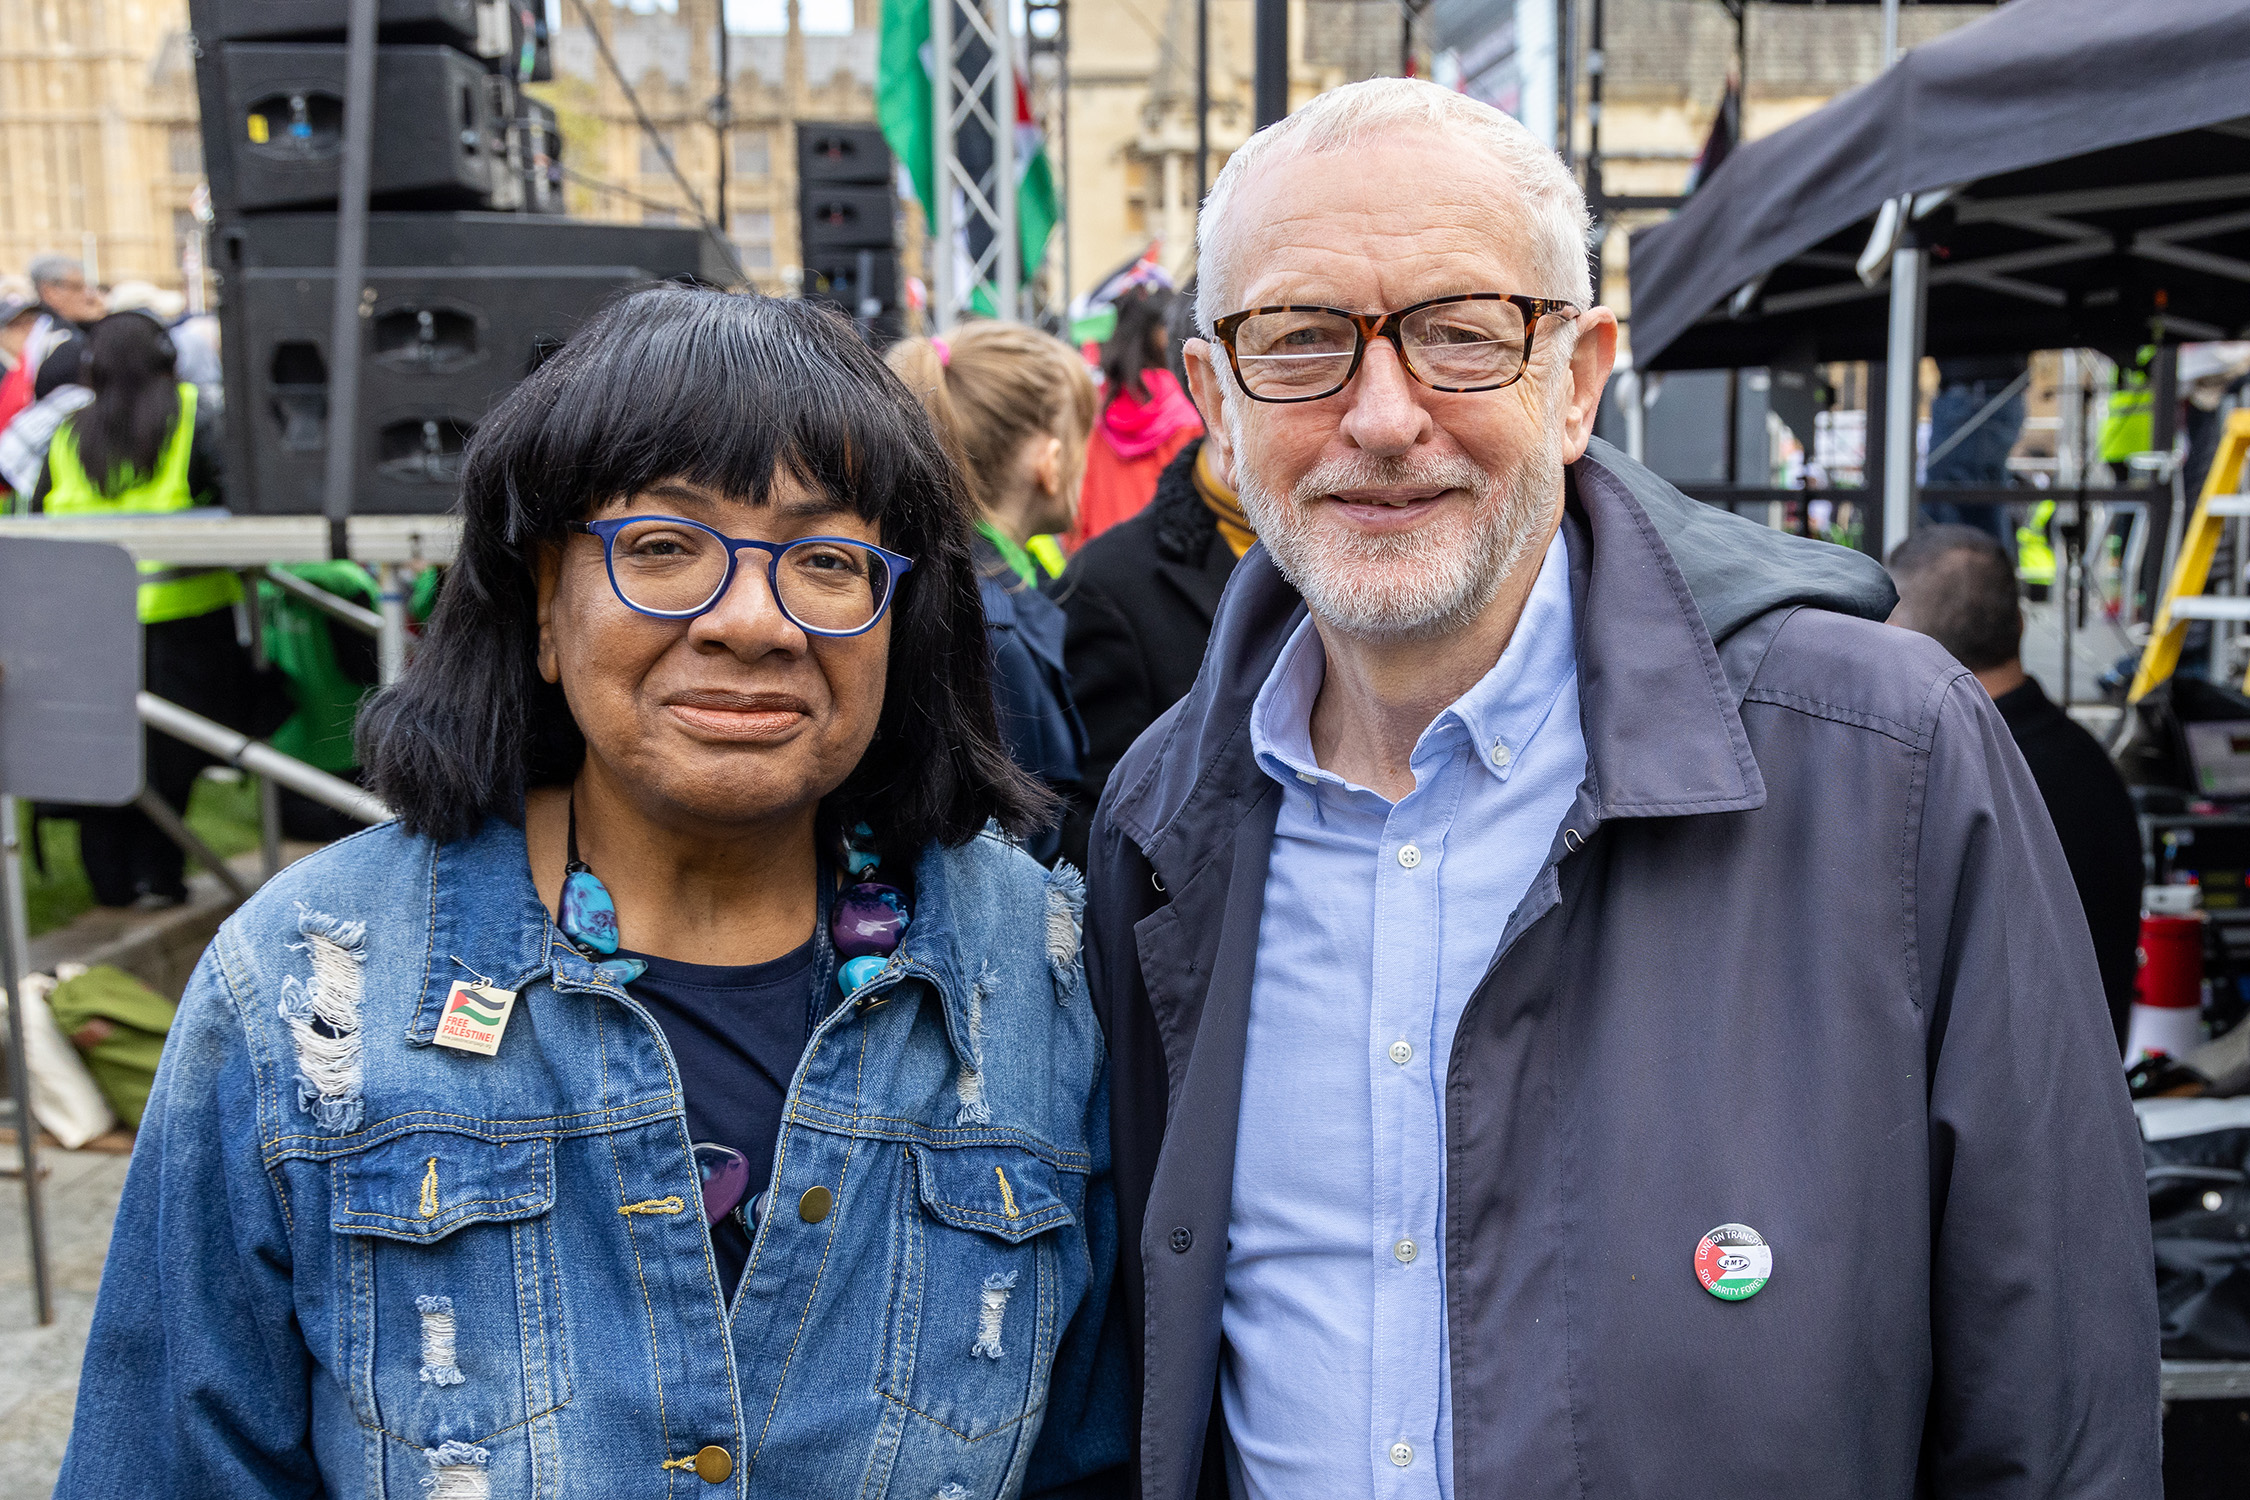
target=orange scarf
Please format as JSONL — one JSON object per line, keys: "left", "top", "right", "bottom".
{"left": 1195, "top": 444, "right": 1255, "bottom": 560}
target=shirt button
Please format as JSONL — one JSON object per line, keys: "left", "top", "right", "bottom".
{"left": 1396, "top": 844, "right": 1422, "bottom": 869}
{"left": 692, "top": 1445, "right": 733, "bottom": 1483}
{"left": 798, "top": 1185, "right": 834, "bottom": 1223}
{"left": 1390, "top": 1441, "right": 1415, "bottom": 1467}
{"left": 1388, "top": 1039, "right": 1413, "bottom": 1066}
{"left": 1394, "top": 1238, "right": 1418, "bottom": 1263}
{"left": 1491, "top": 739, "right": 1512, "bottom": 767}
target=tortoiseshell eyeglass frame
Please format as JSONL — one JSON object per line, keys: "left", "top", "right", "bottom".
{"left": 1209, "top": 293, "right": 1584, "bottom": 403}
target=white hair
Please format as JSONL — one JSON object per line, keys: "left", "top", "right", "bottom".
{"left": 1195, "top": 78, "right": 1593, "bottom": 335}
{"left": 27, "top": 253, "right": 84, "bottom": 289}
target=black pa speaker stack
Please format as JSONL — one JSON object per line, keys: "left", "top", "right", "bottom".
{"left": 190, "top": 0, "right": 724, "bottom": 514}
{"left": 797, "top": 122, "right": 903, "bottom": 344}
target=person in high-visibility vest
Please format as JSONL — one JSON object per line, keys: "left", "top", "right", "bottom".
{"left": 32, "top": 311, "right": 286, "bottom": 907}
{"left": 2016, "top": 497, "right": 2057, "bottom": 599}
{"left": 2099, "top": 345, "right": 2157, "bottom": 481}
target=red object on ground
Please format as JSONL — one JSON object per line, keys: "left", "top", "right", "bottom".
{"left": 1071, "top": 369, "right": 1203, "bottom": 547}
{"left": 2136, "top": 913, "right": 2204, "bottom": 1011}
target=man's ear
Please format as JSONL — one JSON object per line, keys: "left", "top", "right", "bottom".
{"left": 1183, "top": 337, "right": 1237, "bottom": 488}
{"left": 1559, "top": 307, "right": 1621, "bottom": 465}
{"left": 534, "top": 542, "right": 563, "bottom": 686}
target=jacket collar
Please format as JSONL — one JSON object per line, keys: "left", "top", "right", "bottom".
{"left": 406, "top": 817, "right": 568, "bottom": 1045}
{"left": 1109, "top": 440, "right": 1896, "bottom": 881}
{"left": 405, "top": 816, "right": 978, "bottom": 1067}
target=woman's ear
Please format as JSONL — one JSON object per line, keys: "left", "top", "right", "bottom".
{"left": 1033, "top": 433, "right": 1064, "bottom": 498}
{"left": 534, "top": 542, "right": 563, "bottom": 685}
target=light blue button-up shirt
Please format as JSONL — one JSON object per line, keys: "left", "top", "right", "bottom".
{"left": 1221, "top": 529, "right": 1586, "bottom": 1500}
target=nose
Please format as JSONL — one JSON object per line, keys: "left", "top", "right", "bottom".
{"left": 685, "top": 544, "right": 807, "bottom": 653}
{"left": 1337, "top": 336, "right": 1434, "bottom": 458}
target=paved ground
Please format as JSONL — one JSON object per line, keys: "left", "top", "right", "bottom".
{"left": 0, "top": 1143, "right": 131, "bottom": 1499}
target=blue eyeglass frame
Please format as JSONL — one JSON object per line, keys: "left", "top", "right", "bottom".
{"left": 573, "top": 516, "right": 915, "bottom": 637}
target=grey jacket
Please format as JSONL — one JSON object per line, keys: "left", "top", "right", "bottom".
{"left": 1081, "top": 440, "right": 2160, "bottom": 1499}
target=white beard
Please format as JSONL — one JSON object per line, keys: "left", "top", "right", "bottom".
{"left": 1231, "top": 414, "right": 1566, "bottom": 644}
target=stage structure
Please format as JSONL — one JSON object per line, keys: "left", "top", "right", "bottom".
{"left": 930, "top": 0, "right": 1020, "bottom": 330}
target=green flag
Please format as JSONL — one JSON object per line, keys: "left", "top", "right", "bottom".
{"left": 877, "top": 0, "right": 1057, "bottom": 293}
{"left": 1014, "top": 113, "right": 1057, "bottom": 280}
{"left": 876, "top": 0, "right": 934, "bottom": 223}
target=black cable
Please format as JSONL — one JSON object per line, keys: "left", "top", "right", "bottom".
{"left": 564, "top": 0, "right": 747, "bottom": 286}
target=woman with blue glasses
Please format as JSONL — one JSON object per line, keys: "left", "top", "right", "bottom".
{"left": 59, "top": 287, "right": 1125, "bottom": 1499}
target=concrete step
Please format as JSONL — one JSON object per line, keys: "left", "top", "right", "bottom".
{"left": 26, "top": 842, "right": 321, "bottom": 1001}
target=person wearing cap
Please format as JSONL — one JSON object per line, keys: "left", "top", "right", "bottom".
{"left": 1080, "top": 76, "right": 2156, "bottom": 1498}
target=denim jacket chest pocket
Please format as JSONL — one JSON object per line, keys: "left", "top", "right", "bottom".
{"left": 328, "top": 1129, "right": 572, "bottom": 1454}
{"left": 879, "top": 1142, "right": 1080, "bottom": 1449}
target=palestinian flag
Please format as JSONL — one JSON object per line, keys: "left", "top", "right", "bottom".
{"left": 877, "top": 0, "right": 1057, "bottom": 306}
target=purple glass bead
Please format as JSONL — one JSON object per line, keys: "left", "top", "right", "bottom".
{"left": 832, "top": 882, "right": 908, "bottom": 960}
{"left": 693, "top": 1143, "right": 752, "bottom": 1226}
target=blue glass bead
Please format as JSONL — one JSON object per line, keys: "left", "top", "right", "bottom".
{"left": 839, "top": 954, "right": 887, "bottom": 994}
{"left": 593, "top": 956, "right": 646, "bottom": 987}
{"left": 844, "top": 824, "right": 881, "bottom": 876}
{"left": 560, "top": 866, "right": 621, "bottom": 955}
{"left": 832, "top": 882, "right": 909, "bottom": 959}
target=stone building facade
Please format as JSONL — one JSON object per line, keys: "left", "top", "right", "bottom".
{"left": 0, "top": 0, "right": 204, "bottom": 292}
{"left": 1062, "top": 0, "right": 1411, "bottom": 298}
{"left": 541, "top": 0, "right": 882, "bottom": 295}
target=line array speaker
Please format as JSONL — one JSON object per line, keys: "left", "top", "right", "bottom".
{"left": 799, "top": 122, "right": 893, "bottom": 186}
{"left": 196, "top": 0, "right": 481, "bottom": 46}
{"left": 208, "top": 43, "right": 506, "bottom": 215}
{"left": 214, "top": 215, "right": 714, "bottom": 514}
{"left": 796, "top": 121, "right": 901, "bottom": 342}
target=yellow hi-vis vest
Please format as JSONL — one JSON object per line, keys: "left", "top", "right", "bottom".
{"left": 45, "top": 384, "right": 241, "bottom": 624}
{"left": 2017, "top": 498, "right": 2057, "bottom": 586}
{"left": 2100, "top": 347, "right": 2156, "bottom": 465}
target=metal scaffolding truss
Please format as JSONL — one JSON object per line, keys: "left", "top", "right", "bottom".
{"left": 932, "top": 0, "right": 1019, "bottom": 330}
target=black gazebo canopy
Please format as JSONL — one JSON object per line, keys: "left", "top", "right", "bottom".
{"left": 1628, "top": 0, "right": 2250, "bottom": 372}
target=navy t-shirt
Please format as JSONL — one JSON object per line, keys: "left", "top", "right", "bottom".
{"left": 621, "top": 934, "right": 817, "bottom": 1299}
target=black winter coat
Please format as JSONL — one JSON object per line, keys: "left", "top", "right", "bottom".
{"left": 1049, "top": 438, "right": 1237, "bottom": 868}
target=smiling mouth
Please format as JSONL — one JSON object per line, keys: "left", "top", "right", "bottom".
{"left": 665, "top": 691, "right": 812, "bottom": 741}
{"left": 1321, "top": 488, "right": 1459, "bottom": 527}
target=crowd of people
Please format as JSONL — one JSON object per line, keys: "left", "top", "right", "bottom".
{"left": 24, "top": 76, "right": 2169, "bottom": 1500}
{"left": 1, "top": 254, "right": 282, "bottom": 906}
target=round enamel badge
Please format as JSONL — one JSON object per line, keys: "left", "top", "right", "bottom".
{"left": 1694, "top": 1223, "right": 1772, "bottom": 1301}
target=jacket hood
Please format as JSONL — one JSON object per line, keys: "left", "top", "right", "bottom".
{"left": 1103, "top": 437, "right": 1895, "bottom": 866}
{"left": 1583, "top": 437, "right": 1895, "bottom": 646}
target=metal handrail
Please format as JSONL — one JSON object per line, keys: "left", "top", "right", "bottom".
{"left": 262, "top": 566, "right": 383, "bottom": 637}
{"left": 137, "top": 694, "right": 392, "bottom": 825}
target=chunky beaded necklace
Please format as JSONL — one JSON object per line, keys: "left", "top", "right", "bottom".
{"left": 556, "top": 799, "right": 909, "bottom": 997}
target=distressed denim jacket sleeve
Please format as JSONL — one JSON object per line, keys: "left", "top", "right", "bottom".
{"left": 60, "top": 931, "right": 320, "bottom": 1498}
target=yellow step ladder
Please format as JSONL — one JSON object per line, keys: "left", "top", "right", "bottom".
{"left": 2129, "top": 408, "right": 2250, "bottom": 701}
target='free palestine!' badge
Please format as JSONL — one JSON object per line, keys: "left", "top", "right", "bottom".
{"left": 1694, "top": 1223, "right": 1772, "bottom": 1301}
{"left": 434, "top": 980, "right": 519, "bottom": 1056}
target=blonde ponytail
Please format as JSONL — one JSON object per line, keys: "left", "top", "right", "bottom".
{"left": 885, "top": 323, "right": 1095, "bottom": 519}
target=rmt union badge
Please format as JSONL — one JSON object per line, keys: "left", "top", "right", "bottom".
{"left": 1694, "top": 1223, "right": 1772, "bottom": 1301}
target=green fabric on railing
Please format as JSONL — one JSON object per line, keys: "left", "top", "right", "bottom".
{"left": 44, "top": 965, "right": 177, "bottom": 1128}
{"left": 257, "top": 562, "right": 381, "bottom": 774}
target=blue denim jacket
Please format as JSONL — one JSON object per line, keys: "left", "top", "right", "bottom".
{"left": 58, "top": 818, "right": 1123, "bottom": 1499}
